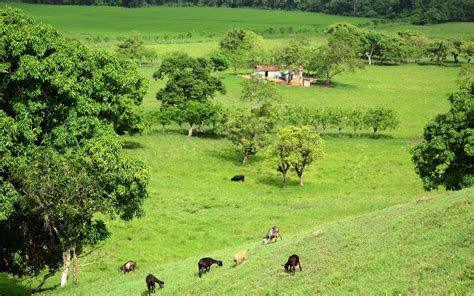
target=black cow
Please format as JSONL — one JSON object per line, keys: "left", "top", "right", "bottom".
{"left": 283, "top": 254, "right": 302, "bottom": 275}
{"left": 146, "top": 274, "right": 164, "bottom": 294}
{"left": 198, "top": 257, "right": 223, "bottom": 278}
{"left": 231, "top": 175, "right": 245, "bottom": 182}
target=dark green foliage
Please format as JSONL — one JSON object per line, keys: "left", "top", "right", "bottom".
{"left": 0, "top": 7, "right": 149, "bottom": 285}
{"left": 0, "top": 7, "right": 148, "bottom": 136}
{"left": 412, "top": 83, "right": 473, "bottom": 191}
{"left": 154, "top": 52, "right": 225, "bottom": 136}
{"left": 209, "top": 52, "right": 229, "bottom": 73}
{"left": 154, "top": 53, "right": 225, "bottom": 107}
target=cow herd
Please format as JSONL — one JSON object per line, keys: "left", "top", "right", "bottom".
{"left": 118, "top": 226, "right": 302, "bottom": 294}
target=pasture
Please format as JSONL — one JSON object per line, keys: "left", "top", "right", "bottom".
{"left": 0, "top": 3, "right": 472, "bottom": 295}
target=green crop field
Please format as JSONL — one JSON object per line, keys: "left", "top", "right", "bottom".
{"left": 0, "top": 3, "right": 473, "bottom": 296}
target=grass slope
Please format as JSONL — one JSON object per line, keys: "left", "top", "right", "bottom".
{"left": 1, "top": 3, "right": 473, "bottom": 45}
{"left": 0, "top": 3, "right": 371, "bottom": 38}
{"left": 41, "top": 188, "right": 474, "bottom": 295}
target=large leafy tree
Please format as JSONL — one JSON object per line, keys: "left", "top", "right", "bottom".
{"left": 154, "top": 52, "right": 225, "bottom": 136}
{"left": 308, "top": 23, "right": 363, "bottom": 86}
{"left": 224, "top": 109, "right": 273, "bottom": 163}
{"left": 273, "top": 38, "right": 309, "bottom": 69}
{"left": 412, "top": 82, "right": 473, "bottom": 191}
{"left": 268, "top": 126, "right": 324, "bottom": 186}
{"left": 223, "top": 76, "right": 280, "bottom": 163}
{"left": 219, "top": 28, "right": 265, "bottom": 73}
{"left": 308, "top": 42, "right": 362, "bottom": 86}
{"left": 0, "top": 8, "right": 148, "bottom": 136}
{"left": 0, "top": 7, "right": 149, "bottom": 290}
{"left": 240, "top": 75, "right": 280, "bottom": 119}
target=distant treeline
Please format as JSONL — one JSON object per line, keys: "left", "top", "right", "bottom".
{"left": 22, "top": 0, "right": 474, "bottom": 24}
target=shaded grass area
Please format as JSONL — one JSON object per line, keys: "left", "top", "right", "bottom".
{"left": 35, "top": 188, "right": 473, "bottom": 295}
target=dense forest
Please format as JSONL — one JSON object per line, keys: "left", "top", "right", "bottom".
{"left": 21, "top": 0, "right": 474, "bottom": 24}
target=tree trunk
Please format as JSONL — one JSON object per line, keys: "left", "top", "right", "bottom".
{"left": 188, "top": 127, "right": 193, "bottom": 137}
{"left": 373, "top": 128, "right": 377, "bottom": 137}
{"left": 72, "top": 247, "right": 78, "bottom": 284}
{"left": 299, "top": 174, "right": 304, "bottom": 186}
{"left": 242, "top": 152, "right": 249, "bottom": 164}
{"left": 281, "top": 172, "right": 287, "bottom": 185}
{"left": 61, "top": 249, "right": 71, "bottom": 288}
{"left": 161, "top": 125, "right": 166, "bottom": 133}
{"left": 366, "top": 52, "right": 372, "bottom": 65}
{"left": 325, "top": 73, "right": 331, "bottom": 86}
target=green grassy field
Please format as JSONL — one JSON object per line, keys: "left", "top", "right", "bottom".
{"left": 0, "top": 3, "right": 473, "bottom": 295}
{"left": 62, "top": 188, "right": 473, "bottom": 295}
{"left": 0, "top": 3, "right": 371, "bottom": 39}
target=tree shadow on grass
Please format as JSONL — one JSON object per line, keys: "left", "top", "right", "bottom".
{"left": 0, "top": 273, "right": 29, "bottom": 296}
{"left": 191, "top": 130, "right": 226, "bottom": 140}
{"left": 256, "top": 175, "right": 301, "bottom": 188}
{"left": 309, "top": 81, "right": 358, "bottom": 90}
{"left": 321, "top": 132, "right": 394, "bottom": 139}
{"left": 140, "top": 286, "right": 164, "bottom": 296}
{"left": 147, "top": 127, "right": 226, "bottom": 140}
{"left": 417, "top": 61, "right": 464, "bottom": 67}
{"left": 206, "top": 148, "right": 243, "bottom": 164}
{"left": 122, "top": 140, "right": 144, "bottom": 150}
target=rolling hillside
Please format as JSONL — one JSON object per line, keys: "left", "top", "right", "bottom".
{"left": 29, "top": 188, "right": 473, "bottom": 295}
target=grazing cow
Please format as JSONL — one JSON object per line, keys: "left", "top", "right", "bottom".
{"left": 198, "top": 257, "right": 223, "bottom": 278}
{"left": 231, "top": 175, "right": 245, "bottom": 182}
{"left": 233, "top": 250, "right": 248, "bottom": 265}
{"left": 146, "top": 274, "right": 164, "bottom": 294}
{"left": 283, "top": 254, "right": 302, "bottom": 275}
{"left": 262, "top": 226, "right": 282, "bottom": 244}
{"left": 118, "top": 260, "right": 136, "bottom": 273}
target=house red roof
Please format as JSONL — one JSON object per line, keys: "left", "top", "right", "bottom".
{"left": 255, "top": 65, "right": 282, "bottom": 71}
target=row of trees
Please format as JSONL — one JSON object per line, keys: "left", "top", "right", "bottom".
{"left": 0, "top": 7, "right": 149, "bottom": 290}
{"left": 285, "top": 106, "right": 400, "bottom": 136}
{"left": 23, "top": 0, "right": 474, "bottom": 24}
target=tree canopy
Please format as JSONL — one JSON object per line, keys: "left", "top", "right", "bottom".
{"left": 154, "top": 52, "right": 225, "bottom": 136}
{"left": 268, "top": 126, "right": 325, "bottom": 186}
{"left": 219, "top": 28, "right": 265, "bottom": 73}
{"left": 0, "top": 7, "right": 149, "bottom": 289}
{"left": 412, "top": 82, "right": 473, "bottom": 191}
